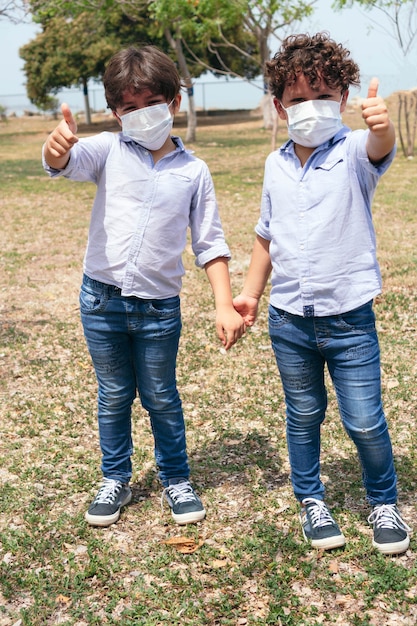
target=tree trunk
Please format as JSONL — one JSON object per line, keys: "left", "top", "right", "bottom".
{"left": 83, "top": 78, "right": 92, "bottom": 125}
{"left": 164, "top": 27, "right": 197, "bottom": 142}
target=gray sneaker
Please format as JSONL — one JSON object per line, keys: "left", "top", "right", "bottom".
{"left": 300, "top": 498, "right": 346, "bottom": 550}
{"left": 368, "top": 504, "right": 411, "bottom": 555}
{"left": 162, "top": 478, "right": 206, "bottom": 524}
{"left": 85, "top": 478, "right": 132, "bottom": 527}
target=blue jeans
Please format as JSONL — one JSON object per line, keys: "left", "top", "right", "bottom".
{"left": 269, "top": 301, "right": 397, "bottom": 506}
{"left": 79, "top": 275, "right": 189, "bottom": 486}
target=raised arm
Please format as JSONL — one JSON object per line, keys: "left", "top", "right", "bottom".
{"left": 233, "top": 235, "right": 272, "bottom": 327}
{"left": 362, "top": 78, "right": 395, "bottom": 164}
{"left": 43, "top": 103, "right": 79, "bottom": 170}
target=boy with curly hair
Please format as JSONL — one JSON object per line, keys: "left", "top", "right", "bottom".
{"left": 234, "top": 32, "right": 411, "bottom": 554}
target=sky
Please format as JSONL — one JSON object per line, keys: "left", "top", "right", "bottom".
{"left": 0, "top": 0, "right": 416, "bottom": 115}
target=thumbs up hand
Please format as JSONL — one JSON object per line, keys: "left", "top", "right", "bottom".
{"left": 44, "top": 103, "right": 79, "bottom": 169}
{"left": 362, "top": 78, "right": 395, "bottom": 163}
{"left": 61, "top": 102, "right": 78, "bottom": 136}
{"left": 362, "top": 78, "right": 390, "bottom": 134}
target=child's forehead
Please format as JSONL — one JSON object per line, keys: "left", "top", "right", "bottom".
{"left": 121, "top": 88, "right": 163, "bottom": 103}
{"left": 284, "top": 73, "right": 334, "bottom": 95}
{"left": 288, "top": 72, "right": 325, "bottom": 89}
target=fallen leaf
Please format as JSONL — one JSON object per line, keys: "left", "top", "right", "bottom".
{"left": 162, "top": 536, "right": 204, "bottom": 553}
{"left": 210, "top": 558, "right": 231, "bottom": 568}
{"left": 55, "top": 594, "right": 71, "bottom": 605}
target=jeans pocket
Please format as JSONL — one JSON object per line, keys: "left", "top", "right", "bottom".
{"left": 79, "top": 283, "right": 109, "bottom": 314}
{"left": 268, "top": 304, "right": 291, "bottom": 330}
{"left": 145, "top": 297, "right": 181, "bottom": 320}
{"left": 337, "top": 301, "right": 376, "bottom": 333}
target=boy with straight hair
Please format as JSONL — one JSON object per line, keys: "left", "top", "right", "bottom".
{"left": 234, "top": 32, "right": 411, "bottom": 555}
{"left": 43, "top": 45, "right": 245, "bottom": 527}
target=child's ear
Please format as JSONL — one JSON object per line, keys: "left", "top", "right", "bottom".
{"left": 172, "top": 93, "right": 182, "bottom": 113}
{"left": 274, "top": 98, "right": 287, "bottom": 121}
{"left": 113, "top": 111, "right": 122, "bottom": 127}
{"left": 340, "top": 90, "right": 349, "bottom": 113}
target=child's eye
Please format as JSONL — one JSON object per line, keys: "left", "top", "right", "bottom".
{"left": 119, "top": 106, "right": 137, "bottom": 114}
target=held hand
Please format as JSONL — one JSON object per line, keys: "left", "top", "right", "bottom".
{"left": 362, "top": 78, "right": 390, "bottom": 134}
{"left": 215, "top": 306, "right": 246, "bottom": 351}
{"left": 45, "top": 102, "right": 79, "bottom": 160}
{"left": 233, "top": 294, "right": 259, "bottom": 328}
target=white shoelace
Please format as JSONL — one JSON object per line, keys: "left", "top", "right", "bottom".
{"left": 94, "top": 478, "right": 123, "bottom": 505}
{"left": 367, "top": 504, "right": 412, "bottom": 532}
{"left": 162, "top": 481, "right": 195, "bottom": 509}
{"left": 303, "top": 498, "right": 335, "bottom": 528}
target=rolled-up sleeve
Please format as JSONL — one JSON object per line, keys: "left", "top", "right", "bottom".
{"left": 189, "top": 162, "right": 231, "bottom": 268}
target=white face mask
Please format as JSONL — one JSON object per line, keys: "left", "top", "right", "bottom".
{"left": 120, "top": 102, "right": 173, "bottom": 150}
{"left": 281, "top": 98, "right": 343, "bottom": 148}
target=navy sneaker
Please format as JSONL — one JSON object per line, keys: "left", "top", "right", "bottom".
{"left": 162, "top": 478, "right": 206, "bottom": 524}
{"left": 85, "top": 478, "right": 132, "bottom": 527}
{"left": 368, "top": 504, "right": 411, "bottom": 555}
{"left": 300, "top": 498, "right": 346, "bottom": 550}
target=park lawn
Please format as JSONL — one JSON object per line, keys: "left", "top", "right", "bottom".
{"left": 0, "top": 105, "right": 417, "bottom": 626}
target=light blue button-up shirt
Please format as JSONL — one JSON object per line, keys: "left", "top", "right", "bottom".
{"left": 43, "top": 133, "right": 230, "bottom": 298}
{"left": 255, "top": 126, "right": 395, "bottom": 317}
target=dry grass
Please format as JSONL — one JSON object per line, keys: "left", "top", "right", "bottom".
{"left": 0, "top": 104, "right": 417, "bottom": 625}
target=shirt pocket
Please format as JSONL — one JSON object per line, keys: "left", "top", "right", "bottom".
{"left": 314, "top": 157, "right": 343, "bottom": 172}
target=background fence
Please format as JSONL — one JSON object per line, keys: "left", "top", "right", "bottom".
{"left": 0, "top": 78, "right": 266, "bottom": 117}
{"left": 1, "top": 73, "right": 414, "bottom": 118}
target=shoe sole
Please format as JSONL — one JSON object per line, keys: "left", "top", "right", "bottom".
{"left": 372, "top": 536, "right": 410, "bottom": 555}
{"left": 172, "top": 508, "right": 206, "bottom": 525}
{"left": 85, "top": 490, "right": 132, "bottom": 527}
{"left": 309, "top": 534, "right": 346, "bottom": 550}
{"left": 301, "top": 526, "right": 346, "bottom": 550}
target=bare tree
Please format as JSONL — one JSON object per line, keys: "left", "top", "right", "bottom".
{"left": 396, "top": 90, "right": 417, "bottom": 158}
{"left": 0, "top": 0, "right": 29, "bottom": 21}
{"left": 334, "top": 1, "right": 417, "bottom": 56}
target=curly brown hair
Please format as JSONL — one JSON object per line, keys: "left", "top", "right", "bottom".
{"left": 266, "top": 32, "right": 360, "bottom": 100}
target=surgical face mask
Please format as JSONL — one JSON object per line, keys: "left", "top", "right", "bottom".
{"left": 120, "top": 101, "right": 173, "bottom": 150}
{"left": 280, "top": 98, "right": 343, "bottom": 148}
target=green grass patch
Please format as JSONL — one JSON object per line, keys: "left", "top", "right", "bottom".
{"left": 1, "top": 113, "right": 417, "bottom": 625}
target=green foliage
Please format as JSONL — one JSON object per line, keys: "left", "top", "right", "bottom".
{"left": 149, "top": 0, "right": 316, "bottom": 75}
{"left": 25, "top": 0, "right": 315, "bottom": 87}
{"left": 19, "top": 7, "right": 151, "bottom": 109}
{"left": 333, "top": 0, "right": 407, "bottom": 7}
